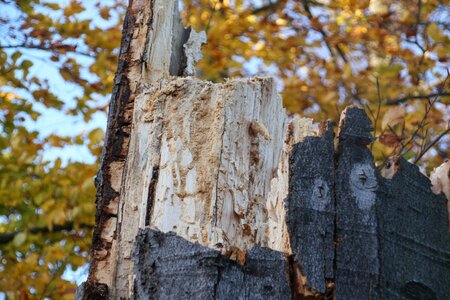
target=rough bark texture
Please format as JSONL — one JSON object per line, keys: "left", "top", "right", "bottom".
{"left": 122, "top": 106, "right": 450, "bottom": 300}
{"left": 285, "top": 121, "right": 335, "bottom": 295}
{"left": 334, "top": 107, "right": 381, "bottom": 299}
{"left": 133, "top": 228, "right": 292, "bottom": 300}
{"left": 88, "top": 2, "right": 139, "bottom": 293}
{"left": 379, "top": 158, "right": 450, "bottom": 299}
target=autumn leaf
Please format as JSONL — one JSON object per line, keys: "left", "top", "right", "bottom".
{"left": 378, "top": 133, "right": 405, "bottom": 148}
{"left": 0, "top": 0, "right": 124, "bottom": 297}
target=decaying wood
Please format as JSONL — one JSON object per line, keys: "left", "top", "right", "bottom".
{"left": 85, "top": 0, "right": 207, "bottom": 298}
{"left": 113, "top": 1, "right": 208, "bottom": 297}
{"left": 146, "top": 77, "right": 288, "bottom": 261}
{"left": 81, "top": 0, "right": 450, "bottom": 298}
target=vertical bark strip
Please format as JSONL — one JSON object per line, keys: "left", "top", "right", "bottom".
{"left": 335, "top": 107, "right": 381, "bottom": 299}
{"left": 285, "top": 121, "right": 335, "bottom": 295}
{"left": 85, "top": 0, "right": 196, "bottom": 297}
{"left": 112, "top": 1, "right": 197, "bottom": 297}
{"left": 88, "top": 2, "right": 144, "bottom": 293}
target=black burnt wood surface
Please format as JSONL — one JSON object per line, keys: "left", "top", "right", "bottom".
{"left": 133, "top": 229, "right": 292, "bottom": 300}
{"left": 285, "top": 121, "right": 335, "bottom": 294}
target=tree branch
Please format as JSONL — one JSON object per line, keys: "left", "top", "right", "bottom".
{"left": 0, "top": 43, "right": 95, "bottom": 58}
{"left": 386, "top": 92, "right": 450, "bottom": 105}
{"left": 0, "top": 222, "right": 93, "bottom": 245}
{"left": 301, "top": 0, "right": 348, "bottom": 63}
{"left": 414, "top": 126, "right": 450, "bottom": 164}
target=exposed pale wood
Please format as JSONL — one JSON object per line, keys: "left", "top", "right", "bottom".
{"left": 85, "top": 0, "right": 207, "bottom": 297}
{"left": 83, "top": 0, "right": 450, "bottom": 298}
{"left": 183, "top": 30, "right": 207, "bottom": 76}
{"left": 110, "top": 0, "right": 190, "bottom": 296}
{"left": 87, "top": 0, "right": 154, "bottom": 293}
{"left": 145, "top": 77, "right": 288, "bottom": 258}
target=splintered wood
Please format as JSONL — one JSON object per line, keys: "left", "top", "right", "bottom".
{"left": 146, "top": 78, "right": 318, "bottom": 259}
{"left": 149, "top": 77, "right": 288, "bottom": 259}
{"left": 111, "top": 76, "right": 315, "bottom": 297}
{"left": 120, "top": 76, "right": 305, "bottom": 260}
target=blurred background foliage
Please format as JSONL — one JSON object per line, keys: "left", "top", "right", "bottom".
{"left": 0, "top": 0, "right": 448, "bottom": 298}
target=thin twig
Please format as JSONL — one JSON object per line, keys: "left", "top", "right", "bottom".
{"left": 370, "top": 77, "right": 382, "bottom": 150}
{"left": 0, "top": 43, "right": 95, "bottom": 58}
{"left": 386, "top": 92, "right": 450, "bottom": 105}
{"left": 414, "top": 125, "right": 450, "bottom": 164}
{"left": 0, "top": 222, "right": 93, "bottom": 245}
{"left": 301, "top": 0, "right": 348, "bottom": 63}
{"left": 400, "top": 72, "right": 449, "bottom": 157}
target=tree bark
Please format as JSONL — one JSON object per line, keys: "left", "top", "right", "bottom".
{"left": 83, "top": 0, "right": 195, "bottom": 297}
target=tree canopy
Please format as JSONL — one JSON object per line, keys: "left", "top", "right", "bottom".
{"left": 0, "top": 0, "right": 448, "bottom": 298}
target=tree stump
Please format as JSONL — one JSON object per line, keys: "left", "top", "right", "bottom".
{"left": 77, "top": 1, "right": 450, "bottom": 299}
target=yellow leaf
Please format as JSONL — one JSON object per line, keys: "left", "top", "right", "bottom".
{"left": 246, "top": 15, "right": 257, "bottom": 24}
{"left": 275, "top": 18, "right": 288, "bottom": 26}
{"left": 336, "top": 15, "right": 345, "bottom": 26}
{"left": 254, "top": 41, "right": 265, "bottom": 51}
{"left": 100, "top": 7, "right": 110, "bottom": 19}
{"left": 426, "top": 23, "right": 445, "bottom": 42}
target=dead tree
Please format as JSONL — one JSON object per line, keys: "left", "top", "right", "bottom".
{"left": 77, "top": 1, "right": 450, "bottom": 299}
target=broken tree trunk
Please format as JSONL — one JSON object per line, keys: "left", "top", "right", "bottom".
{"left": 77, "top": 1, "right": 450, "bottom": 299}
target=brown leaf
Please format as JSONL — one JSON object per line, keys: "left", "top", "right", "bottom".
{"left": 378, "top": 133, "right": 404, "bottom": 147}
